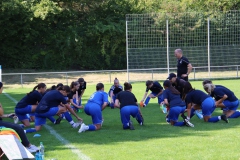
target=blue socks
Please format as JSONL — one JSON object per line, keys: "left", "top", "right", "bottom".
{"left": 229, "top": 111, "right": 240, "bottom": 118}
{"left": 88, "top": 125, "right": 96, "bottom": 131}
{"left": 48, "top": 116, "right": 56, "bottom": 123}
{"left": 173, "top": 122, "right": 185, "bottom": 126}
{"left": 25, "top": 128, "right": 36, "bottom": 133}
{"left": 144, "top": 97, "right": 150, "bottom": 106}
{"left": 208, "top": 116, "right": 220, "bottom": 122}
{"left": 63, "top": 112, "right": 73, "bottom": 122}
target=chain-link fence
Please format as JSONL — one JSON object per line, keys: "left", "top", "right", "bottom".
{"left": 126, "top": 11, "right": 240, "bottom": 81}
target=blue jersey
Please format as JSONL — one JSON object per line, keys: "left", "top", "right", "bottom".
{"left": 87, "top": 91, "right": 108, "bottom": 106}
{"left": 163, "top": 89, "right": 185, "bottom": 107}
{"left": 35, "top": 90, "right": 67, "bottom": 113}
{"left": 16, "top": 90, "right": 43, "bottom": 108}
{"left": 185, "top": 90, "right": 209, "bottom": 105}
{"left": 212, "top": 86, "right": 238, "bottom": 102}
{"left": 109, "top": 85, "right": 123, "bottom": 96}
{"left": 146, "top": 81, "right": 163, "bottom": 93}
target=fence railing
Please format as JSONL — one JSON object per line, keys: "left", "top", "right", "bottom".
{"left": 2, "top": 65, "right": 240, "bottom": 88}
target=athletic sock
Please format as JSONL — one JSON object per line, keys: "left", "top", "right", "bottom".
{"left": 208, "top": 116, "right": 220, "bottom": 122}
{"left": 144, "top": 97, "right": 151, "bottom": 106}
{"left": 190, "top": 108, "right": 195, "bottom": 118}
{"left": 136, "top": 114, "right": 143, "bottom": 124}
{"left": 229, "top": 111, "right": 240, "bottom": 118}
{"left": 63, "top": 112, "right": 73, "bottom": 122}
{"left": 69, "top": 121, "right": 74, "bottom": 125}
{"left": 48, "top": 116, "right": 56, "bottom": 123}
{"left": 88, "top": 125, "right": 94, "bottom": 131}
{"left": 173, "top": 122, "right": 185, "bottom": 126}
{"left": 25, "top": 128, "right": 37, "bottom": 133}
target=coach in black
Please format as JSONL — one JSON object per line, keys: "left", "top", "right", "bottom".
{"left": 174, "top": 49, "right": 192, "bottom": 81}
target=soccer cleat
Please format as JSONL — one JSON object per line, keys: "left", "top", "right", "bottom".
{"left": 55, "top": 117, "right": 62, "bottom": 124}
{"left": 184, "top": 119, "right": 194, "bottom": 127}
{"left": 78, "top": 123, "right": 88, "bottom": 133}
{"left": 221, "top": 115, "right": 229, "bottom": 123}
{"left": 181, "top": 113, "right": 187, "bottom": 120}
{"left": 129, "top": 121, "right": 135, "bottom": 130}
{"left": 72, "top": 121, "right": 81, "bottom": 128}
{"left": 101, "top": 119, "right": 104, "bottom": 126}
{"left": 194, "top": 110, "right": 203, "bottom": 119}
{"left": 136, "top": 115, "right": 144, "bottom": 125}
{"left": 26, "top": 145, "right": 39, "bottom": 153}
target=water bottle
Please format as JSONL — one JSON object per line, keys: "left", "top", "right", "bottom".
{"left": 39, "top": 142, "right": 44, "bottom": 160}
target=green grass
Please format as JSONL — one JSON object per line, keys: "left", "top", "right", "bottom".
{"left": 1, "top": 79, "right": 240, "bottom": 160}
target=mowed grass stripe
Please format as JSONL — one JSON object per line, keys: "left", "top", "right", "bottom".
{"left": 3, "top": 91, "right": 91, "bottom": 160}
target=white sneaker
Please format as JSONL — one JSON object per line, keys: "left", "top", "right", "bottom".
{"left": 184, "top": 119, "right": 194, "bottom": 127}
{"left": 72, "top": 122, "right": 81, "bottom": 128}
{"left": 78, "top": 123, "right": 88, "bottom": 133}
{"left": 26, "top": 145, "right": 39, "bottom": 153}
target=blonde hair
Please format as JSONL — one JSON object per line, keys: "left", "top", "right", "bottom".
{"left": 203, "top": 83, "right": 215, "bottom": 93}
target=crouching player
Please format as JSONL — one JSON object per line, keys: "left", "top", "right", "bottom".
{"left": 114, "top": 82, "right": 144, "bottom": 130}
{"left": 182, "top": 82, "right": 228, "bottom": 123}
{"left": 163, "top": 80, "right": 193, "bottom": 127}
{"left": 140, "top": 80, "right": 163, "bottom": 107}
{"left": 34, "top": 85, "right": 83, "bottom": 132}
{"left": 108, "top": 78, "right": 123, "bottom": 109}
{"left": 203, "top": 83, "right": 240, "bottom": 119}
{"left": 78, "top": 83, "right": 108, "bottom": 133}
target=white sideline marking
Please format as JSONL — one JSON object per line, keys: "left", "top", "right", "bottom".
{"left": 3, "top": 91, "right": 91, "bottom": 160}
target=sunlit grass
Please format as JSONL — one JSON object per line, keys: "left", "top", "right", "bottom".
{"left": 1, "top": 80, "right": 240, "bottom": 160}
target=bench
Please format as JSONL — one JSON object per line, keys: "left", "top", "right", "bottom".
{"left": 0, "top": 135, "right": 34, "bottom": 160}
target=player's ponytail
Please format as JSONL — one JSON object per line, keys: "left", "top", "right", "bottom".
{"left": 96, "top": 83, "right": 104, "bottom": 91}
{"left": 27, "top": 83, "right": 46, "bottom": 95}
{"left": 124, "top": 82, "right": 132, "bottom": 91}
{"left": 70, "top": 81, "right": 79, "bottom": 89}
{"left": 203, "top": 83, "right": 215, "bottom": 94}
{"left": 0, "top": 82, "right": 3, "bottom": 89}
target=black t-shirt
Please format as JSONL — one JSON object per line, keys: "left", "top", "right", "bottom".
{"left": 146, "top": 81, "right": 163, "bottom": 94}
{"left": 177, "top": 56, "right": 189, "bottom": 78}
{"left": 116, "top": 91, "right": 138, "bottom": 109}
{"left": 172, "top": 78, "right": 186, "bottom": 98}
{"left": 67, "top": 90, "right": 76, "bottom": 99}
{"left": 77, "top": 81, "right": 87, "bottom": 95}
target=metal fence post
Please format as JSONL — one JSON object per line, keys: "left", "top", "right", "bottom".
{"left": 66, "top": 73, "right": 68, "bottom": 85}
{"left": 237, "top": 66, "right": 239, "bottom": 78}
{"left": 109, "top": 71, "right": 111, "bottom": 83}
{"left": 21, "top": 74, "right": 23, "bottom": 88}
{"left": 152, "top": 70, "right": 153, "bottom": 80}
{"left": 194, "top": 68, "right": 196, "bottom": 80}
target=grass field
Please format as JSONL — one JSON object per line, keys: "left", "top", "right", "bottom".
{"left": 1, "top": 79, "right": 240, "bottom": 160}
